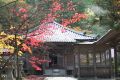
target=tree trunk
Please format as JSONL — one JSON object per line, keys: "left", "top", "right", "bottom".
{"left": 6, "top": 69, "right": 14, "bottom": 80}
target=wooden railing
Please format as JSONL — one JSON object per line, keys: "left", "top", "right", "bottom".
{"left": 75, "top": 65, "right": 112, "bottom": 78}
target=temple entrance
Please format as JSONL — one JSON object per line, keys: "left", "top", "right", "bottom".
{"left": 49, "top": 53, "right": 58, "bottom": 68}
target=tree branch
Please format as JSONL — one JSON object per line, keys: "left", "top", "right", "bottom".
{"left": 0, "top": 1, "right": 17, "bottom": 9}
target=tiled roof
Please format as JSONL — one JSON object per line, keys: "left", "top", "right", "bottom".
{"left": 28, "top": 21, "right": 96, "bottom": 42}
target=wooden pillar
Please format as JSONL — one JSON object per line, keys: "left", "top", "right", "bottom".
{"left": 73, "top": 54, "right": 76, "bottom": 77}
{"left": 104, "top": 51, "right": 107, "bottom": 65}
{"left": 64, "top": 49, "right": 67, "bottom": 69}
{"left": 46, "top": 54, "right": 49, "bottom": 68}
{"left": 42, "top": 55, "right": 45, "bottom": 74}
{"left": 63, "top": 54, "right": 66, "bottom": 76}
{"left": 114, "top": 46, "right": 118, "bottom": 77}
{"left": 100, "top": 52, "right": 102, "bottom": 64}
{"left": 109, "top": 48, "right": 113, "bottom": 78}
{"left": 86, "top": 53, "right": 89, "bottom": 65}
{"left": 93, "top": 50, "right": 97, "bottom": 78}
{"left": 63, "top": 54, "right": 65, "bottom": 68}
{"left": 64, "top": 55, "right": 67, "bottom": 68}
{"left": 78, "top": 53, "right": 81, "bottom": 80}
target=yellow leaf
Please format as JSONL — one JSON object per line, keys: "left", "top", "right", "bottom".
{"left": 0, "top": 32, "right": 6, "bottom": 35}
{"left": 18, "top": 51, "right": 23, "bottom": 56}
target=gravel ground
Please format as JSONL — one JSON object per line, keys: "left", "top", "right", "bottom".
{"left": 24, "top": 75, "right": 45, "bottom": 80}
{"left": 44, "top": 77, "right": 77, "bottom": 80}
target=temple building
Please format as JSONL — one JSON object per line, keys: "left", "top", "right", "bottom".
{"left": 25, "top": 21, "right": 120, "bottom": 78}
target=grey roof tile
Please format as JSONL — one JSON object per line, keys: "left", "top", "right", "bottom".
{"left": 28, "top": 21, "right": 96, "bottom": 42}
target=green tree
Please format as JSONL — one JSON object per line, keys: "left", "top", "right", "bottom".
{"left": 0, "top": 1, "right": 50, "bottom": 80}
{"left": 94, "top": 0, "right": 120, "bottom": 29}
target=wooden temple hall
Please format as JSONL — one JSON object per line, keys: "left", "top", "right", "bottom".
{"left": 27, "top": 22, "right": 120, "bottom": 78}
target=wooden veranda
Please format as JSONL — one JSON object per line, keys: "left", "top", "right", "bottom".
{"left": 94, "top": 30, "right": 120, "bottom": 77}
{"left": 74, "top": 44, "right": 112, "bottom": 78}
{"left": 73, "top": 30, "right": 120, "bottom": 78}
